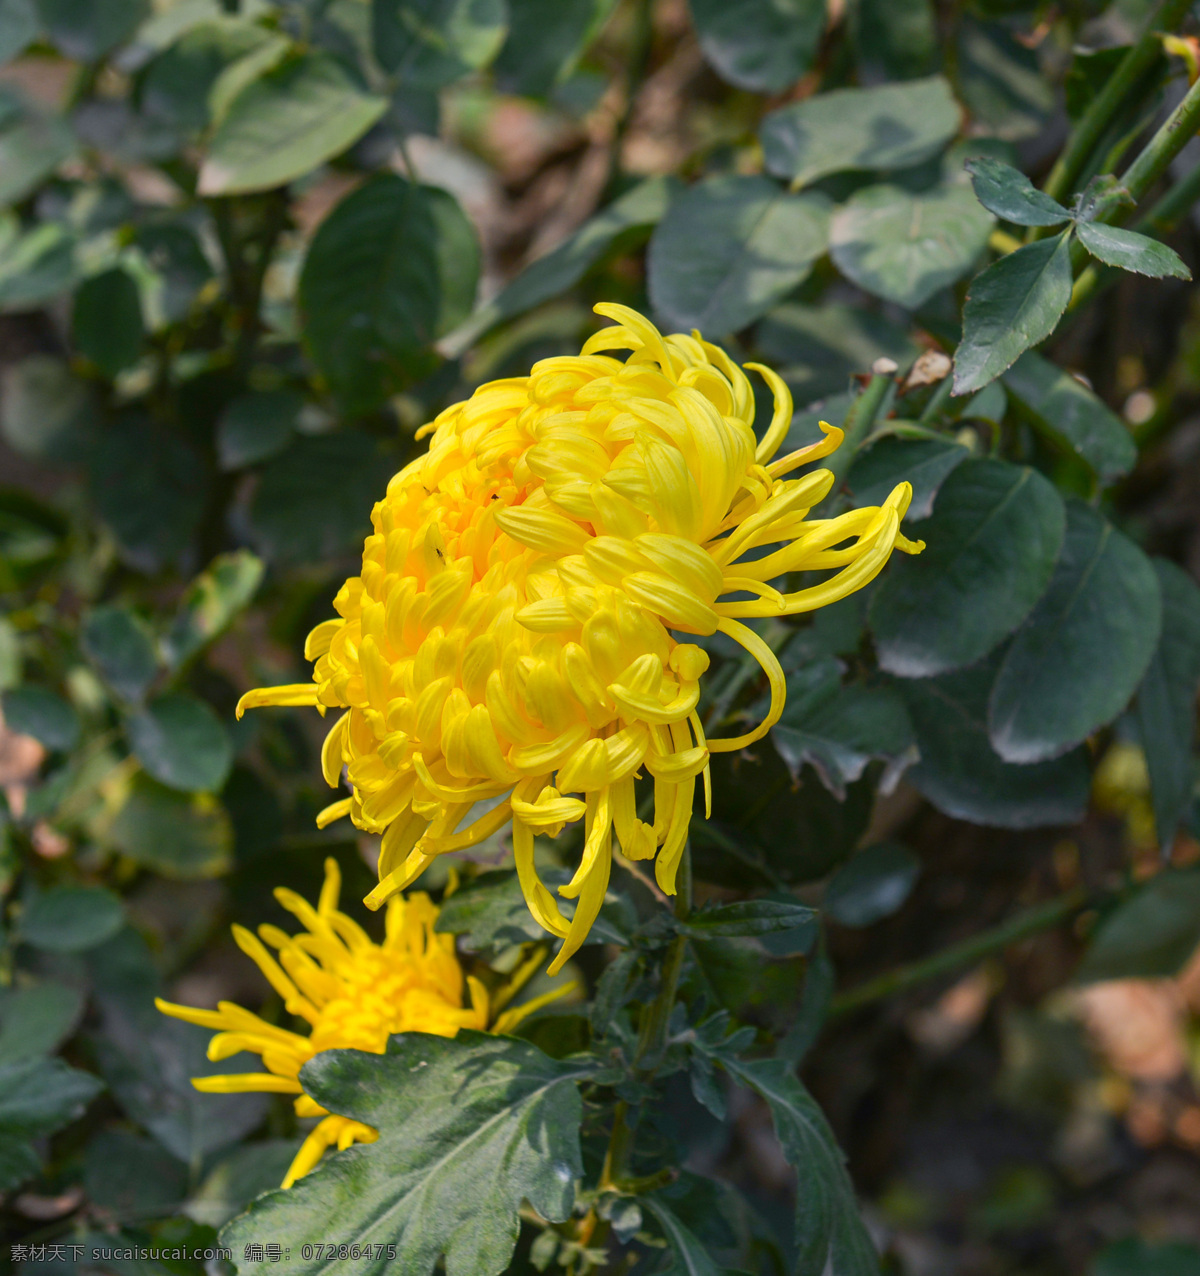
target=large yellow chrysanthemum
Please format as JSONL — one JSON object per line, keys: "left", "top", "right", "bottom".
{"left": 157, "top": 859, "right": 567, "bottom": 1187}
{"left": 238, "top": 304, "right": 922, "bottom": 973}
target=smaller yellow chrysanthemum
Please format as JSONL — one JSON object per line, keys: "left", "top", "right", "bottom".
{"left": 156, "top": 859, "right": 568, "bottom": 1188}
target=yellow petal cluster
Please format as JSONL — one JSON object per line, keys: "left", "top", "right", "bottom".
{"left": 238, "top": 304, "right": 922, "bottom": 974}
{"left": 157, "top": 859, "right": 564, "bottom": 1187}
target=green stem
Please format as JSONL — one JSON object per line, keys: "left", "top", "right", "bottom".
{"left": 828, "top": 886, "right": 1087, "bottom": 1018}
{"left": 815, "top": 371, "right": 895, "bottom": 514}
{"left": 1041, "top": 0, "right": 1191, "bottom": 204}
{"left": 1111, "top": 73, "right": 1200, "bottom": 211}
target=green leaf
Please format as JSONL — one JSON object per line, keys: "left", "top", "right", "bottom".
{"left": 0, "top": 101, "right": 76, "bottom": 207}
{"left": 34, "top": 0, "right": 150, "bottom": 59}
{"left": 81, "top": 604, "right": 158, "bottom": 702}
{"left": 249, "top": 431, "right": 392, "bottom": 564}
{"left": 0, "top": 355, "right": 94, "bottom": 464}
{"left": 1092, "top": 1238, "right": 1200, "bottom": 1276}
{"left": 870, "top": 458, "right": 1065, "bottom": 677}
{"left": 952, "top": 233, "right": 1073, "bottom": 396}
{"left": 198, "top": 52, "right": 387, "bottom": 196}
{"left": 208, "top": 31, "right": 293, "bottom": 126}
{"left": 0, "top": 1057, "right": 103, "bottom": 1190}
{"left": 20, "top": 885, "right": 124, "bottom": 953}
{"left": 106, "top": 773, "right": 233, "bottom": 878}
{"left": 642, "top": 1196, "right": 723, "bottom": 1276}
{"left": 185, "top": 1141, "right": 302, "bottom": 1229}
{"left": 0, "top": 0, "right": 37, "bottom": 63}
{"left": 965, "top": 156, "right": 1070, "bottom": 227}
{"left": 224, "top": 1033, "right": 591, "bottom": 1276}
{"left": 1132, "top": 560, "right": 1200, "bottom": 851}
{"left": 850, "top": 0, "right": 936, "bottom": 81}
{"left": 721, "top": 1058, "right": 879, "bottom": 1276}
{"left": 127, "top": 692, "right": 233, "bottom": 793}
{"left": 300, "top": 176, "right": 479, "bottom": 414}
{"left": 955, "top": 15, "right": 1052, "bottom": 141}
{"left": 1076, "top": 869, "right": 1200, "bottom": 983}
{"left": 162, "top": 550, "right": 264, "bottom": 669}
{"left": 680, "top": 899, "right": 816, "bottom": 939}
{"left": 493, "top": 0, "right": 615, "bottom": 97}
{"left": 647, "top": 175, "right": 830, "bottom": 335}
{"left": 1002, "top": 350, "right": 1136, "bottom": 484}
{"left": 135, "top": 221, "right": 215, "bottom": 323}
{"left": 372, "top": 0, "right": 508, "bottom": 87}
{"left": 824, "top": 842, "right": 920, "bottom": 928}
{"left": 1074, "top": 220, "right": 1191, "bottom": 280}
{"left": 434, "top": 868, "right": 548, "bottom": 951}
{"left": 847, "top": 435, "right": 970, "bottom": 520}
{"left": 0, "top": 982, "right": 85, "bottom": 1065}
{"left": 760, "top": 75, "right": 959, "bottom": 187}
{"left": 893, "top": 657, "right": 1091, "bottom": 829}
{"left": 444, "top": 176, "right": 670, "bottom": 353}
{"left": 216, "top": 389, "right": 303, "bottom": 471}
{"left": 0, "top": 220, "right": 77, "bottom": 311}
{"left": 989, "top": 502, "right": 1161, "bottom": 763}
{"left": 84, "top": 1129, "right": 188, "bottom": 1223}
{"left": 88, "top": 416, "right": 207, "bottom": 572}
{"left": 1, "top": 684, "right": 79, "bottom": 750}
{"left": 830, "top": 181, "right": 993, "bottom": 310}
{"left": 689, "top": 0, "right": 824, "bottom": 94}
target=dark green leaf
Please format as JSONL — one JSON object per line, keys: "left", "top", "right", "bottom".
{"left": 0, "top": 103, "right": 76, "bottom": 207}
{"left": 830, "top": 182, "right": 993, "bottom": 309}
{"left": 1002, "top": 350, "right": 1136, "bottom": 484}
{"left": 870, "top": 458, "right": 1065, "bottom": 677}
{"left": 1076, "top": 869, "right": 1200, "bottom": 983}
{"left": 1074, "top": 221, "right": 1191, "bottom": 280}
{"left": 722, "top": 1058, "right": 880, "bottom": 1276}
{"left": 1133, "top": 560, "right": 1200, "bottom": 851}
{"left": 88, "top": 416, "right": 207, "bottom": 572}
{"left": 953, "top": 233, "right": 1073, "bottom": 396}
{"left": 0, "top": 1056, "right": 102, "bottom": 1189}
{"left": 0, "top": 0, "right": 37, "bottom": 63}
{"left": 372, "top": 0, "right": 508, "bottom": 87}
{"left": 850, "top": 0, "right": 936, "bottom": 81}
{"left": 647, "top": 175, "right": 830, "bottom": 334}
{"left": 680, "top": 899, "right": 817, "bottom": 939}
{"left": 198, "top": 52, "right": 387, "bottom": 196}
{"left": 989, "top": 502, "right": 1161, "bottom": 763}
{"left": 106, "top": 773, "right": 234, "bottom": 878}
{"left": 434, "top": 869, "right": 548, "bottom": 951}
{"left": 128, "top": 692, "right": 233, "bottom": 793}
{"left": 955, "top": 15, "right": 1052, "bottom": 141}
{"left": 224, "top": 1033, "right": 591, "bottom": 1275}
{"left": 1092, "top": 1238, "right": 1200, "bottom": 1276}
{"left": 825, "top": 843, "right": 920, "bottom": 928}
{"left": 0, "top": 355, "right": 94, "bottom": 463}
{"left": 642, "top": 1196, "right": 723, "bottom": 1276}
{"left": 85, "top": 1130, "right": 188, "bottom": 1222}
{"left": 162, "top": 550, "right": 264, "bottom": 669}
{"left": 761, "top": 76, "right": 959, "bottom": 186}
{"left": 0, "top": 220, "right": 78, "bottom": 311}
{"left": 493, "top": 0, "right": 614, "bottom": 97}
{"left": 0, "top": 982, "right": 85, "bottom": 1065}
{"left": 445, "top": 176, "right": 670, "bottom": 353}
{"left": 81, "top": 605, "right": 158, "bottom": 702}
{"left": 134, "top": 222, "right": 214, "bottom": 324}
{"left": 847, "top": 435, "right": 970, "bottom": 520}
{"left": 20, "top": 885, "right": 124, "bottom": 952}
{"left": 689, "top": 0, "right": 824, "bottom": 94}
{"left": 216, "top": 389, "right": 303, "bottom": 470}
{"left": 249, "top": 431, "right": 392, "bottom": 564}
{"left": 965, "top": 156, "right": 1070, "bottom": 227}
{"left": 894, "top": 657, "right": 1091, "bottom": 828}
{"left": 2, "top": 685, "right": 79, "bottom": 750}
{"left": 34, "top": 0, "right": 150, "bottom": 59}
{"left": 185, "top": 1141, "right": 302, "bottom": 1229}
{"left": 300, "top": 176, "right": 478, "bottom": 413}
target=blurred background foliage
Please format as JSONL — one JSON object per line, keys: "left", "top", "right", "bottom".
{"left": 2, "top": 0, "right": 1200, "bottom": 1271}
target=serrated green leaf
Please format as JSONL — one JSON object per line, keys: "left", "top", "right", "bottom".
{"left": 198, "top": 52, "right": 387, "bottom": 195}
{"left": 965, "top": 156, "right": 1070, "bottom": 227}
{"left": 223, "top": 1033, "right": 592, "bottom": 1276}
{"left": 825, "top": 842, "right": 920, "bottom": 929}
{"left": 893, "top": 657, "right": 1091, "bottom": 829}
{"left": 830, "top": 182, "right": 993, "bottom": 308}
{"left": 680, "top": 899, "right": 816, "bottom": 939}
{"left": 2, "top": 684, "right": 80, "bottom": 751}
{"left": 20, "top": 885, "right": 125, "bottom": 953}
{"left": 162, "top": 550, "right": 264, "bottom": 669}
{"left": 1076, "top": 869, "right": 1200, "bottom": 983}
{"left": 81, "top": 604, "right": 158, "bottom": 702}
{"left": 434, "top": 869, "right": 548, "bottom": 951}
{"left": 34, "top": 0, "right": 149, "bottom": 59}
{"left": 300, "top": 176, "right": 478, "bottom": 413}
{"left": 847, "top": 435, "right": 970, "bottom": 520}
{"left": 127, "top": 692, "right": 233, "bottom": 793}
{"left": 989, "top": 502, "right": 1161, "bottom": 763}
{"left": 647, "top": 175, "right": 830, "bottom": 334}
{"left": 690, "top": 0, "right": 824, "bottom": 94}
{"left": 1133, "top": 560, "right": 1200, "bottom": 851}
{"left": 0, "top": 1056, "right": 103, "bottom": 1190}
{"left": 1002, "top": 350, "right": 1136, "bottom": 484}
{"left": 870, "top": 458, "right": 1065, "bottom": 677}
{"left": 372, "top": 0, "right": 508, "bottom": 87}
{"left": 953, "top": 233, "right": 1073, "bottom": 396}
{"left": 1075, "top": 220, "right": 1191, "bottom": 280}
{"left": 642, "top": 1196, "right": 724, "bottom": 1276}
{"left": 106, "top": 773, "right": 233, "bottom": 878}
{"left": 761, "top": 75, "right": 959, "bottom": 187}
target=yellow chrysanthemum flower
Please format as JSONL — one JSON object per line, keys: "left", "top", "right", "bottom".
{"left": 156, "top": 859, "right": 567, "bottom": 1187}
{"left": 237, "top": 304, "right": 922, "bottom": 974}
